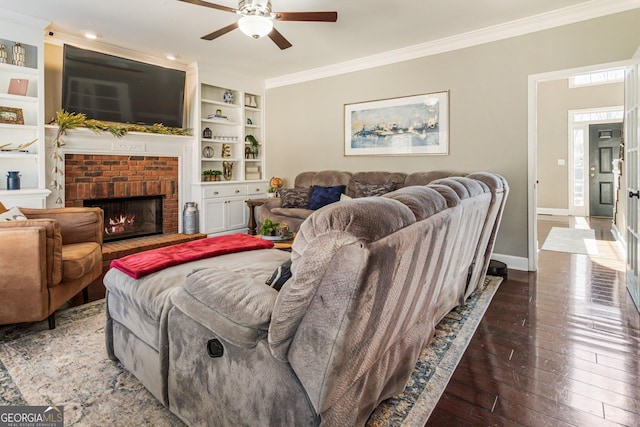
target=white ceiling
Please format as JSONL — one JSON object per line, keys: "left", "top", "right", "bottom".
{"left": 0, "top": 0, "right": 634, "bottom": 82}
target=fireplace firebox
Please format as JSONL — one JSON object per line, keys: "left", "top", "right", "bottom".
{"left": 85, "top": 195, "right": 164, "bottom": 242}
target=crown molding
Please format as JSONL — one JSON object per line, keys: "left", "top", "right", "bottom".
{"left": 0, "top": 9, "right": 49, "bottom": 30}
{"left": 45, "top": 26, "right": 188, "bottom": 71}
{"left": 266, "top": 0, "right": 640, "bottom": 89}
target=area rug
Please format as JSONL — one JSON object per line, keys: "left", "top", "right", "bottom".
{"left": 541, "top": 226, "right": 599, "bottom": 256}
{"left": 0, "top": 276, "right": 502, "bottom": 426}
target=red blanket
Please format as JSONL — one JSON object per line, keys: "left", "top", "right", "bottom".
{"left": 110, "top": 233, "right": 274, "bottom": 279}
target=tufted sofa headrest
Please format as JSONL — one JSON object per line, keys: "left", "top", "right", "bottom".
{"left": 431, "top": 177, "right": 487, "bottom": 199}
{"left": 294, "top": 171, "right": 352, "bottom": 189}
{"left": 382, "top": 186, "right": 451, "bottom": 221}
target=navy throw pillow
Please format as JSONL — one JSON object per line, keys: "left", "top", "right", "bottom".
{"left": 265, "top": 259, "right": 292, "bottom": 291}
{"left": 308, "top": 185, "right": 346, "bottom": 210}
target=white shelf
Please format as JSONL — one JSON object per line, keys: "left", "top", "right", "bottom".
{"left": 0, "top": 93, "right": 38, "bottom": 103}
{"left": 201, "top": 157, "right": 239, "bottom": 162}
{"left": 201, "top": 138, "right": 241, "bottom": 144}
{"left": 201, "top": 98, "right": 241, "bottom": 109}
{"left": 0, "top": 151, "right": 37, "bottom": 159}
{"left": 0, "top": 123, "right": 37, "bottom": 131}
{"left": 245, "top": 124, "right": 261, "bottom": 129}
{"left": 201, "top": 118, "right": 240, "bottom": 126}
{"left": 244, "top": 106, "right": 261, "bottom": 112}
{"left": 0, "top": 62, "right": 38, "bottom": 76}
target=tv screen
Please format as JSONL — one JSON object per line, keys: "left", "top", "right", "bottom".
{"left": 62, "top": 44, "right": 186, "bottom": 128}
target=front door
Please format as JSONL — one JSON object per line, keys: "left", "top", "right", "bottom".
{"left": 589, "top": 122, "right": 622, "bottom": 217}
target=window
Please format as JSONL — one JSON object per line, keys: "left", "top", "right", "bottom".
{"left": 569, "top": 69, "right": 624, "bottom": 88}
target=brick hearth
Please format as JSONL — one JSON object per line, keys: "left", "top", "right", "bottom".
{"left": 64, "top": 154, "right": 179, "bottom": 234}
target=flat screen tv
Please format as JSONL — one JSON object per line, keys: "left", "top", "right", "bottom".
{"left": 62, "top": 44, "right": 185, "bottom": 128}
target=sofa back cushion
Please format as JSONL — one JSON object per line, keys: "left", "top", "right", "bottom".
{"left": 347, "top": 171, "right": 407, "bottom": 197}
{"left": 294, "top": 171, "right": 352, "bottom": 189}
{"left": 404, "top": 171, "right": 460, "bottom": 186}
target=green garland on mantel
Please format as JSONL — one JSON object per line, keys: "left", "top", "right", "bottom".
{"left": 50, "top": 110, "right": 192, "bottom": 205}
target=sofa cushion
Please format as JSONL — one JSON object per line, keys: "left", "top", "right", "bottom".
{"left": 271, "top": 207, "right": 314, "bottom": 220}
{"left": 0, "top": 206, "right": 27, "bottom": 221}
{"left": 61, "top": 242, "right": 102, "bottom": 281}
{"left": 308, "top": 185, "right": 346, "bottom": 210}
{"left": 0, "top": 201, "right": 7, "bottom": 214}
{"left": 279, "top": 187, "right": 312, "bottom": 209}
{"left": 354, "top": 181, "right": 396, "bottom": 198}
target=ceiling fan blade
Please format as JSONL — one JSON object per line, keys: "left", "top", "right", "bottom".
{"left": 274, "top": 11, "right": 337, "bottom": 22}
{"left": 201, "top": 22, "right": 239, "bottom": 41}
{"left": 268, "top": 28, "right": 293, "bottom": 50}
{"left": 178, "top": 0, "right": 237, "bottom": 14}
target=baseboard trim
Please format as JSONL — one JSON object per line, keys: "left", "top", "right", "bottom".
{"left": 611, "top": 224, "right": 626, "bottom": 257}
{"left": 536, "top": 208, "right": 569, "bottom": 216}
{"left": 491, "top": 253, "right": 530, "bottom": 271}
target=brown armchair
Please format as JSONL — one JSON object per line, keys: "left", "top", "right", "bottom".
{"left": 0, "top": 205, "right": 103, "bottom": 329}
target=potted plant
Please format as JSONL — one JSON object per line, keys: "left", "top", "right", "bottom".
{"left": 202, "top": 169, "right": 214, "bottom": 182}
{"left": 260, "top": 218, "right": 280, "bottom": 236}
{"left": 267, "top": 186, "right": 277, "bottom": 198}
{"left": 245, "top": 134, "right": 259, "bottom": 158}
{"left": 211, "top": 170, "right": 223, "bottom": 181}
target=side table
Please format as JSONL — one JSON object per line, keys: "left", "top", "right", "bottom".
{"left": 245, "top": 198, "right": 267, "bottom": 235}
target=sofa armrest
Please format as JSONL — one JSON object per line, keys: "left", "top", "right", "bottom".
{"left": 0, "top": 226, "right": 48, "bottom": 303}
{"left": 171, "top": 268, "right": 278, "bottom": 348}
{"left": 261, "top": 197, "right": 282, "bottom": 210}
{"left": 0, "top": 219, "right": 62, "bottom": 285}
{"left": 21, "top": 207, "right": 104, "bottom": 246}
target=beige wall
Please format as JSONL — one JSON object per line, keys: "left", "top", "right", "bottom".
{"left": 44, "top": 43, "right": 63, "bottom": 123}
{"left": 537, "top": 79, "right": 623, "bottom": 210}
{"left": 265, "top": 10, "right": 640, "bottom": 260}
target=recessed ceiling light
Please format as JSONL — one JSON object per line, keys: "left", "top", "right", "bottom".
{"left": 165, "top": 53, "right": 177, "bottom": 61}
{"left": 84, "top": 31, "right": 98, "bottom": 40}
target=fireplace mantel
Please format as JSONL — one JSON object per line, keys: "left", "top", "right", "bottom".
{"left": 44, "top": 125, "right": 196, "bottom": 210}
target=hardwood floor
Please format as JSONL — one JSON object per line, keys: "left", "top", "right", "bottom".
{"left": 427, "top": 216, "right": 640, "bottom": 426}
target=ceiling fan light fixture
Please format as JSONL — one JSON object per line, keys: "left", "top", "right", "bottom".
{"left": 238, "top": 15, "right": 273, "bottom": 39}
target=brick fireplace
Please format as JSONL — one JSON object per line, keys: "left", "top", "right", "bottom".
{"left": 64, "top": 154, "right": 179, "bottom": 235}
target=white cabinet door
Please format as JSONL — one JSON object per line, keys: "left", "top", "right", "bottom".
{"left": 226, "top": 197, "right": 246, "bottom": 230}
{"left": 203, "top": 198, "right": 226, "bottom": 234}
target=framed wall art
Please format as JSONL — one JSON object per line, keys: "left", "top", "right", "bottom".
{"left": 0, "top": 106, "right": 24, "bottom": 125}
{"left": 344, "top": 91, "right": 449, "bottom": 156}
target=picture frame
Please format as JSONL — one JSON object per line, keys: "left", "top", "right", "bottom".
{"left": 8, "top": 78, "right": 29, "bottom": 96}
{"left": 344, "top": 91, "right": 449, "bottom": 156}
{"left": 0, "top": 106, "right": 24, "bottom": 125}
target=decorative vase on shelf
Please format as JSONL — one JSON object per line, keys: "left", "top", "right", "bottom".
{"left": 6, "top": 171, "right": 21, "bottom": 190}
{"left": 0, "top": 45, "right": 7, "bottom": 64}
{"left": 202, "top": 146, "right": 214, "bottom": 158}
{"left": 11, "top": 43, "right": 25, "bottom": 67}
{"left": 221, "top": 143, "right": 231, "bottom": 158}
{"left": 222, "top": 161, "right": 234, "bottom": 181}
{"left": 223, "top": 89, "right": 233, "bottom": 104}
{"left": 202, "top": 127, "right": 212, "bottom": 139}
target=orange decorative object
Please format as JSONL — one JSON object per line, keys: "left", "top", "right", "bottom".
{"left": 270, "top": 177, "right": 283, "bottom": 189}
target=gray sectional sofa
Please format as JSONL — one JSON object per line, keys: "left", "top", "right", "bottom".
{"left": 256, "top": 170, "right": 462, "bottom": 232}
{"left": 104, "top": 172, "right": 508, "bottom": 426}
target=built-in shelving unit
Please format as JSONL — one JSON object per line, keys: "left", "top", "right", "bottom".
{"left": 193, "top": 82, "right": 267, "bottom": 235}
{"left": 0, "top": 14, "right": 50, "bottom": 208}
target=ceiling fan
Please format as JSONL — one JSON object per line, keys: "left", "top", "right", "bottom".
{"left": 178, "top": 0, "right": 338, "bottom": 50}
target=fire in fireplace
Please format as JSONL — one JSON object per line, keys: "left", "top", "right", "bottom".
{"left": 84, "top": 195, "right": 164, "bottom": 242}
